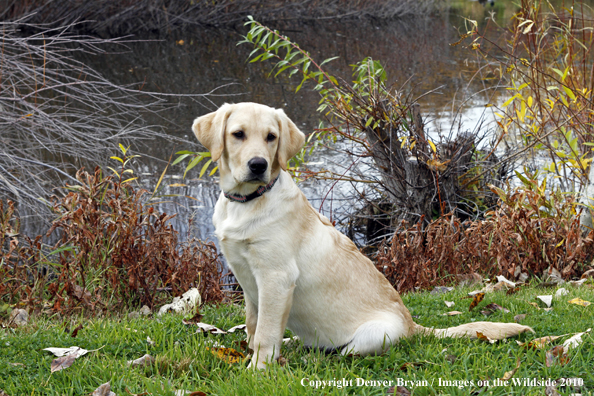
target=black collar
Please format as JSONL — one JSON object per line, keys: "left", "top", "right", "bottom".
{"left": 223, "top": 175, "right": 280, "bottom": 203}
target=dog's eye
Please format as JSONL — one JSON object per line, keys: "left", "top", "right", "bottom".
{"left": 266, "top": 133, "right": 277, "bottom": 142}
{"left": 232, "top": 131, "right": 245, "bottom": 139}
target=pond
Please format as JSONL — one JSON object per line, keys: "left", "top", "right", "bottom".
{"left": 20, "top": 1, "right": 519, "bottom": 244}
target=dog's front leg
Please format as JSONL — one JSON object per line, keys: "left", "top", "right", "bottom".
{"left": 245, "top": 295, "right": 258, "bottom": 351}
{"left": 248, "top": 267, "right": 297, "bottom": 369}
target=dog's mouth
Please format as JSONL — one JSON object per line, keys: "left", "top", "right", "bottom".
{"left": 245, "top": 174, "right": 267, "bottom": 184}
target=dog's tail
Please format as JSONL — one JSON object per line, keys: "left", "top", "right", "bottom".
{"left": 413, "top": 322, "right": 534, "bottom": 340}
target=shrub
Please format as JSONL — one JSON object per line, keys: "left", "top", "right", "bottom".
{"left": 0, "top": 165, "right": 224, "bottom": 316}
{"left": 377, "top": 177, "right": 594, "bottom": 292}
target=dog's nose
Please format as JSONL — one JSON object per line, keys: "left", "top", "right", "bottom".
{"left": 248, "top": 157, "right": 268, "bottom": 175}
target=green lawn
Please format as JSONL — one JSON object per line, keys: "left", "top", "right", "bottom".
{"left": 1, "top": 282, "right": 593, "bottom": 395}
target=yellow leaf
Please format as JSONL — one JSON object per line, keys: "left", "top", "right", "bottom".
{"left": 428, "top": 140, "right": 437, "bottom": 153}
{"left": 207, "top": 347, "right": 245, "bottom": 364}
{"left": 169, "top": 183, "right": 187, "bottom": 187}
{"left": 568, "top": 298, "right": 591, "bottom": 307}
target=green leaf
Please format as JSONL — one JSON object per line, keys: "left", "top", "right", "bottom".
{"left": 172, "top": 154, "right": 190, "bottom": 166}
{"left": 563, "top": 85, "right": 576, "bottom": 101}
{"left": 184, "top": 155, "right": 204, "bottom": 179}
{"left": 199, "top": 159, "right": 212, "bottom": 178}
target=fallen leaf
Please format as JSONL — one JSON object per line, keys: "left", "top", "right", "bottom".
{"left": 128, "top": 354, "right": 155, "bottom": 367}
{"left": 517, "top": 335, "right": 562, "bottom": 349}
{"left": 514, "top": 314, "right": 527, "bottom": 323}
{"left": 537, "top": 295, "right": 553, "bottom": 307}
{"left": 502, "top": 356, "right": 521, "bottom": 380}
{"left": 71, "top": 324, "right": 83, "bottom": 338}
{"left": 481, "top": 303, "right": 510, "bottom": 316}
{"left": 277, "top": 356, "right": 287, "bottom": 366}
{"left": 476, "top": 331, "right": 497, "bottom": 344}
{"left": 528, "top": 302, "right": 540, "bottom": 309}
{"left": 9, "top": 362, "right": 25, "bottom": 367}
{"left": 51, "top": 354, "right": 77, "bottom": 373}
{"left": 568, "top": 297, "right": 591, "bottom": 307}
{"left": 443, "top": 311, "right": 463, "bottom": 316}
{"left": 43, "top": 346, "right": 89, "bottom": 358}
{"left": 562, "top": 329, "right": 590, "bottom": 350}
{"left": 555, "top": 288, "right": 569, "bottom": 297}
{"left": 227, "top": 324, "right": 247, "bottom": 333}
{"left": 207, "top": 347, "right": 245, "bottom": 364}
{"left": 444, "top": 301, "right": 455, "bottom": 308}
{"left": 194, "top": 323, "right": 226, "bottom": 334}
{"left": 496, "top": 275, "right": 516, "bottom": 287}
{"left": 187, "top": 392, "right": 207, "bottom": 396}
{"left": 445, "top": 354, "right": 457, "bottom": 363}
{"left": 569, "top": 279, "right": 587, "bottom": 287}
{"left": 92, "top": 382, "right": 116, "bottom": 396}
{"left": 545, "top": 345, "right": 569, "bottom": 367}
{"left": 0, "top": 389, "right": 10, "bottom": 396}
{"left": 146, "top": 336, "right": 155, "bottom": 347}
{"left": 506, "top": 286, "right": 521, "bottom": 295}
{"left": 469, "top": 292, "right": 485, "bottom": 311}
{"left": 580, "top": 268, "right": 594, "bottom": 279}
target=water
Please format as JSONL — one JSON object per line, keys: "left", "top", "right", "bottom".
{"left": 18, "top": 1, "right": 520, "bottom": 243}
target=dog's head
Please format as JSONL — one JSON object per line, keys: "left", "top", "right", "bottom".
{"left": 192, "top": 102, "right": 305, "bottom": 194}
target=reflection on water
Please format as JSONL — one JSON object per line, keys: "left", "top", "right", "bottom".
{"left": 19, "top": 2, "right": 523, "bottom": 242}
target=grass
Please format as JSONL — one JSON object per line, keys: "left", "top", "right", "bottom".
{"left": 1, "top": 282, "right": 593, "bottom": 396}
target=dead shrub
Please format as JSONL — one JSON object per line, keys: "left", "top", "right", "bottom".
{"left": 377, "top": 185, "right": 594, "bottom": 293}
{"left": 0, "top": 167, "right": 224, "bottom": 315}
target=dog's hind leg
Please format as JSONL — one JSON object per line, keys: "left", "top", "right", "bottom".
{"left": 340, "top": 313, "right": 409, "bottom": 356}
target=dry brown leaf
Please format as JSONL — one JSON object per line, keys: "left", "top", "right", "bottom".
{"left": 71, "top": 324, "right": 83, "bottom": 338}
{"left": 193, "top": 323, "right": 226, "bottom": 334}
{"left": 581, "top": 268, "right": 594, "bottom": 279}
{"left": 92, "top": 382, "right": 116, "bottom": 396}
{"left": 277, "top": 356, "right": 287, "bottom": 366}
{"left": 128, "top": 354, "right": 155, "bottom": 367}
{"left": 481, "top": 303, "right": 510, "bottom": 316}
{"left": 50, "top": 354, "right": 77, "bottom": 373}
{"left": 502, "top": 356, "right": 521, "bottom": 380}
{"left": 469, "top": 292, "right": 485, "bottom": 311}
{"left": 545, "top": 345, "right": 569, "bottom": 367}
{"left": 188, "top": 392, "right": 207, "bottom": 396}
{"left": 182, "top": 309, "right": 203, "bottom": 325}
{"left": 399, "top": 362, "right": 425, "bottom": 370}
{"left": 528, "top": 302, "right": 540, "bottom": 309}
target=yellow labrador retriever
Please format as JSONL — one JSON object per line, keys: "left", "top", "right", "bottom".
{"left": 192, "top": 102, "right": 533, "bottom": 369}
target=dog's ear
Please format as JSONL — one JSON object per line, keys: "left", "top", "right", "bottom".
{"left": 192, "top": 104, "right": 232, "bottom": 162}
{"left": 276, "top": 109, "right": 305, "bottom": 170}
